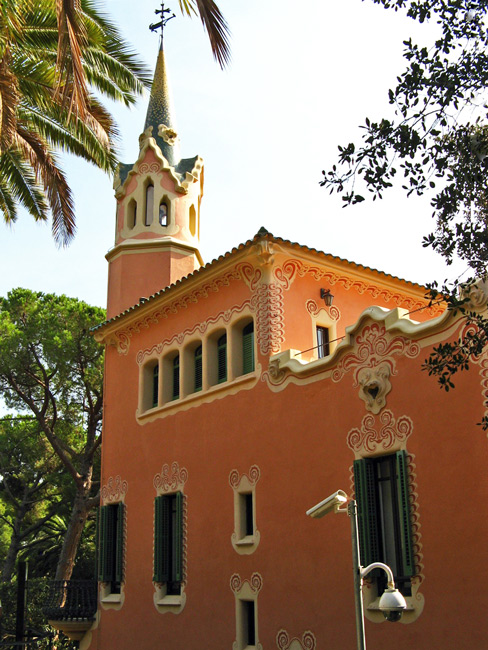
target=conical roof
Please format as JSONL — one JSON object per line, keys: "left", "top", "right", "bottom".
{"left": 143, "top": 42, "right": 181, "bottom": 166}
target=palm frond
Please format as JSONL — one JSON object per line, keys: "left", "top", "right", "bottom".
{"left": 14, "top": 127, "right": 75, "bottom": 245}
{"left": 0, "top": 150, "right": 49, "bottom": 222}
{"left": 178, "top": 0, "right": 231, "bottom": 69}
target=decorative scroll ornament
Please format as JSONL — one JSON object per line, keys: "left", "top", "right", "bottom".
{"left": 459, "top": 279, "right": 488, "bottom": 310}
{"left": 101, "top": 475, "right": 128, "bottom": 505}
{"left": 347, "top": 410, "right": 413, "bottom": 457}
{"left": 250, "top": 283, "right": 285, "bottom": 355}
{"left": 306, "top": 299, "right": 340, "bottom": 322}
{"left": 229, "top": 465, "right": 260, "bottom": 489}
{"left": 276, "top": 630, "right": 317, "bottom": 650}
{"left": 230, "top": 572, "right": 263, "bottom": 595}
{"left": 158, "top": 123, "right": 178, "bottom": 146}
{"left": 154, "top": 462, "right": 188, "bottom": 495}
{"left": 138, "top": 161, "right": 160, "bottom": 174}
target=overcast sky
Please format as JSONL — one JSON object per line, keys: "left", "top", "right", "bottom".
{"left": 0, "top": 0, "right": 468, "bottom": 308}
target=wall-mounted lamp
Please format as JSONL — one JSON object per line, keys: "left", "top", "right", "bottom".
{"left": 320, "top": 288, "right": 334, "bottom": 307}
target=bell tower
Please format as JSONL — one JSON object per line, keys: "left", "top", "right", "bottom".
{"left": 106, "top": 7, "right": 204, "bottom": 319}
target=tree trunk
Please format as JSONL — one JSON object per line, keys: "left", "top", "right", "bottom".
{"left": 55, "top": 489, "right": 91, "bottom": 581}
{"left": 1, "top": 497, "right": 28, "bottom": 582}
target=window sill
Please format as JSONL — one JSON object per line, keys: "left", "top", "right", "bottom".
{"left": 156, "top": 595, "right": 183, "bottom": 607}
{"left": 101, "top": 593, "right": 123, "bottom": 604}
{"left": 235, "top": 535, "right": 256, "bottom": 546}
{"left": 138, "top": 369, "right": 260, "bottom": 423}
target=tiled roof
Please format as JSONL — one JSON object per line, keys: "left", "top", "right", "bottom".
{"left": 92, "top": 227, "right": 425, "bottom": 333}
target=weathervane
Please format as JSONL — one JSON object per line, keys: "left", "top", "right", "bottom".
{"left": 149, "top": 2, "right": 175, "bottom": 40}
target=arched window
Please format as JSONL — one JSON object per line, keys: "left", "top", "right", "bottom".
{"left": 172, "top": 354, "right": 180, "bottom": 400}
{"left": 127, "top": 199, "right": 137, "bottom": 229}
{"left": 189, "top": 204, "right": 196, "bottom": 236}
{"left": 242, "top": 322, "right": 254, "bottom": 374}
{"left": 145, "top": 183, "right": 154, "bottom": 226}
{"left": 194, "top": 345, "right": 202, "bottom": 392}
{"left": 217, "top": 334, "right": 227, "bottom": 383}
{"left": 152, "top": 364, "right": 159, "bottom": 408}
{"left": 159, "top": 201, "right": 168, "bottom": 226}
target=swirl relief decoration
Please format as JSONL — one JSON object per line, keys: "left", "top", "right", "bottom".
{"left": 276, "top": 630, "right": 316, "bottom": 650}
{"left": 154, "top": 462, "right": 188, "bottom": 495}
{"left": 347, "top": 410, "right": 413, "bottom": 458}
{"left": 101, "top": 475, "right": 128, "bottom": 505}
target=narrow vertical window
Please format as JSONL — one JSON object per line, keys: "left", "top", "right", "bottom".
{"left": 189, "top": 204, "right": 196, "bottom": 236}
{"left": 241, "top": 600, "right": 256, "bottom": 646}
{"left": 159, "top": 201, "right": 168, "bottom": 226}
{"left": 239, "top": 493, "right": 253, "bottom": 538}
{"left": 145, "top": 183, "right": 154, "bottom": 226}
{"left": 98, "top": 503, "right": 125, "bottom": 594}
{"left": 217, "top": 334, "right": 227, "bottom": 383}
{"left": 316, "top": 326, "right": 330, "bottom": 358}
{"left": 242, "top": 322, "right": 254, "bottom": 374}
{"left": 194, "top": 345, "right": 202, "bottom": 392}
{"left": 154, "top": 493, "right": 183, "bottom": 595}
{"left": 172, "top": 355, "right": 180, "bottom": 400}
{"left": 127, "top": 199, "right": 137, "bottom": 229}
{"left": 153, "top": 364, "right": 159, "bottom": 408}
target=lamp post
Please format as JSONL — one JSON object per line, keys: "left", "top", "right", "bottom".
{"left": 306, "top": 492, "right": 406, "bottom": 650}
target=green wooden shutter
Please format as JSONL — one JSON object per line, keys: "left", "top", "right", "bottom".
{"left": 174, "top": 492, "right": 183, "bottom": 582}
{"left": 160, "top": 495, "right": 171, "bottom": 582}
{"left": 194, "top": 346, "right": 202, "bottom": 392}
{"left": 115, "top": 502, "right": 125, "bottom": 583}
{"left": 152, "top": 364, "right": 159, "bottom": 407}
{"left": 217, "top": 335, "right": 227, "bottom": 383}
{"left": 395, "top": 451, "right": 415, "bottom": 578}
{"left": 354, "top": 459, "right": 380, "bottom": 567}
{"left": 242, "top": 323, "right": 254, "bottom": 374}
{"left": 98, "top": 504, "right": 115, "bottom": 582}
{"left": 172, "top": 355, "right": 180, "bottom": 400}
{"left": 154, "top": 496, "right": 164, "bottom": 582}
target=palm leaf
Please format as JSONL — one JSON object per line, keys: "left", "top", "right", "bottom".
{"left": 178, "top": 0, "right": 231, "bottom": 69}
{"left": 0, "top": 150, "right": 49, "bottom": 222}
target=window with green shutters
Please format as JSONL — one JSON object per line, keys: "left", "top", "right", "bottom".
{"left": 97, "top": 502, "right": 125, "bottom": 593}
{"left": 242, "top": 322, "right": 254, "bottom": 374}
{"left": 217, "top": 334, "right": 227, "bottom": 383}
{"left": 194, "top": 345, "right": 202, "bottom": 392}
{"left": 172, "top": 355, "right": 180, "bottom": 400}
{"left": 353, "top": 451, "right": 415, "bottom": 595}
{"left": 154, "top": 492, "right": 183, "bottom": 595}
{"left": 152, "top": 364, "right": 159, "bottom": 408}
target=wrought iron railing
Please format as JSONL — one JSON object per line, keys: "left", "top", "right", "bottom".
{"left": 43, "top": 581, "right": 97, "bottom": 621}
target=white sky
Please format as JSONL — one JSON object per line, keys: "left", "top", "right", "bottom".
{"left": 0, "top": 0, "right": 468, "bottom": 308}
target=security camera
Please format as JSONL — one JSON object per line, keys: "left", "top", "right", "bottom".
{"left": 378, "top": 586, "right": 407, "bottom": 623}
{"left": 306, "top": 490, "right": 348, "bottom": 518}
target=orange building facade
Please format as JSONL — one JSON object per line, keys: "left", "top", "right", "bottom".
{"left": 77, "top": 38, "right": 488, "bottom": 650}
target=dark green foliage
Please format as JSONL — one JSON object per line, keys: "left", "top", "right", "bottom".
{"left": 321, "top": 1, "right": 488, "bottom": 415}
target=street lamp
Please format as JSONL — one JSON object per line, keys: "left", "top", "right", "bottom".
{"left": 306, "top": 491, "right": 407, "bottom": 650}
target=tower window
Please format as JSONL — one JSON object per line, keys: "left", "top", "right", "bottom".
{"left": 189, "top": 204, "right": 196, "bottom": 237}
{"left": 159, "top": 201, "right": 168, "bottom": 226}
{"left": 239, "top": 493, "right": 254, "bottom": 538}
{"left": 127, "top": 199, "right": 137, "bottom": 229}
{"left": 217, "top": 334, "right": 227, "bottom": 383}
{"left": 145, "top": 183, "right": 154, "bottom": 226}
{"left": 242, "top": 322, "right": 254, "bottom": 374}
{"left": 194, "top": 345, "right": 202, "bottom": 392}
{"left": 316, "top": 326, "right": 330, "bottom": 358}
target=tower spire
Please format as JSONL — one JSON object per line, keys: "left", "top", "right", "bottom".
{"left": 144, "top": 3, "right": 179, "bottom": 165}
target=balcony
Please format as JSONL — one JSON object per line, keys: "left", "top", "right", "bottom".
{"left": 43, "top": 581, "right": 97, "bottom": 641}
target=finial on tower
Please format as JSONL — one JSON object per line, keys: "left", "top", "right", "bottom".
{"left": 150, "top": 3, "right": 175, "bottom": 46}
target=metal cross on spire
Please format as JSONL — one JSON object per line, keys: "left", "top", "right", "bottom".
{"left": 149, "top": 2, "right": 176, "bottom": 42}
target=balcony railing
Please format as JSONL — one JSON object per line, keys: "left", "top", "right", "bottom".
{"left": 43, "top": 581, "right": 97, "bottom": 621}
